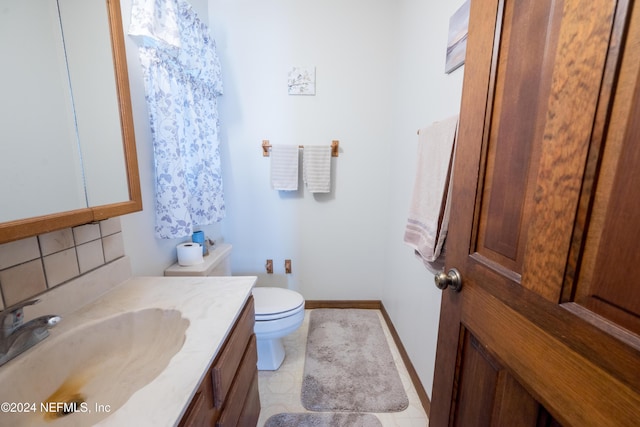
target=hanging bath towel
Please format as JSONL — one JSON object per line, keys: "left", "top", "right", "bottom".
{"left": 270, "top": 145, "right": 300, "bottom": 191}
{"left": 129, "top": 0, "right": 225, "bottom": 239}
{"left": 303, "top": 145, "right": 332, "bottom": 193}
{"left": 404, "top": 115, "right": 458, "bottom": 273}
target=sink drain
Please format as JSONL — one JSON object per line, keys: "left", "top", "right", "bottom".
{"left": 42, "top": 390, "right": 87, "bottom": 421}
{"left": 42, "top": 375, "right": 88, "bottom": 421}
{"left": 58, "top": 394, "right": 86, "bottom": 417}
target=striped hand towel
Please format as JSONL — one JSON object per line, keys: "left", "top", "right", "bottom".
{"left": 404, "top": 115, "right": 458, "bottom": 273}
{"left": 303, "top": 145, "right": 332, "bottom": 193}
{"left": 271, "top": 145, "right": 299, "bottom": 191}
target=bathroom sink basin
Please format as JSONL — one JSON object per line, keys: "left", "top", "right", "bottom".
{"left": 0, "top": 308, "right": 189, "bottom": 426}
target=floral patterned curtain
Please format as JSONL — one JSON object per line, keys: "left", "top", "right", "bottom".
{"left": 129, "top": 0, "right": 224, "bottom": 239}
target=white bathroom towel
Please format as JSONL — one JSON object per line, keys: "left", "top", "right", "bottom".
{"left": 404, "top": 115, "right": 458, "bottom": 272}
{"left": 303, "top": 145, "right": 332, "bottom": 193}
{"left": 270, "top": 145, "right": 300, "bottom": 191}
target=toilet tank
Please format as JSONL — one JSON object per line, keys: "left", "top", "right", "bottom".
{"left": 164, "top": 243, "right": 232, "bottom": 277}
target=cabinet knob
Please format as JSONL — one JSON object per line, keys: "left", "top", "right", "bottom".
{"left": 434, "top": 268, "right": 462, "bottom": 292}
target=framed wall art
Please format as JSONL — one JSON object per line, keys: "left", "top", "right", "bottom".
{"left": 288, "top": 66, "right": 316, "bottom": 95}
{"left": 445, "top": 1, "right": 470, "bottom": 74}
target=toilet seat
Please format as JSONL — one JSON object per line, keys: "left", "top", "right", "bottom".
{"left": 252, "top": 287, "right": 305, "bottom": 321}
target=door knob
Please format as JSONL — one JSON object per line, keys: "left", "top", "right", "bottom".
{"left": 434, "top": 268, "right": 462, "bottom": 292}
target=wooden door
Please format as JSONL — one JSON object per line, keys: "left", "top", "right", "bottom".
{"left": 430, "top": 0, "right": 640, "bottom": 426}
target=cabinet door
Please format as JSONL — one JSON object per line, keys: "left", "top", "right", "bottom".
{"left": 179, "top": 378, "right": 214, "bottom": 427}
{"left": 430, "top": 0, "right": 640, "bottom": 425}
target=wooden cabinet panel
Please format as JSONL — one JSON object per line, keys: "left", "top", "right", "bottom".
{"left": 179, "top": 296, "right": 259, "bottom": 427}
{"left": 216, "top": 335, "right": 258, "bottom": 427}
{"left": 212, "top": 297, "right": 255, "bottom": 407}
{"left": 179, "top": 389, "right": 211, "bottom": 427}
{"left": 237, "top": 372, "right": 261, "bottom": 427}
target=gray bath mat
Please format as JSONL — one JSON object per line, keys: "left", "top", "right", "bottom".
{"left": 302, "top": 309, "right": 409, "bottom": 412}
{"left": 264, "top": 412, "right": 382, "bottom": 427}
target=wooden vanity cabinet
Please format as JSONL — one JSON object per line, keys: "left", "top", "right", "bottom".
{"left": 179, "top": 296, "right": 260, "bottom": 427}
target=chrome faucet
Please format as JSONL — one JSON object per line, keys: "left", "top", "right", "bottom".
{"left": 0, "top": 299, "right": 60, "bottom": 367}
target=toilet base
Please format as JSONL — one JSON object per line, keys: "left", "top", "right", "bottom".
{"left": 256, "top": 337, "right": 285, "bottom": 370}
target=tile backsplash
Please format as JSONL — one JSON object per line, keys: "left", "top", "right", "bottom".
{"left": 0, "top": 218, "right": 125, "bottom": 309}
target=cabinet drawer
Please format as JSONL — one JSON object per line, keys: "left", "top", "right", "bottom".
{"left": 216, "top": 334, "right": 258, "bottom": 427}
{"left": 179, "top": 388, "right": 209, "bottom": 427}
{"left": 212, "top": 296, "right": 255, "bottom": 407}
{"left": 179, "top": 346, "right": 217, "bottom": 427}
{"left": 237, "top": 371, "right": 260, "bottom": 427}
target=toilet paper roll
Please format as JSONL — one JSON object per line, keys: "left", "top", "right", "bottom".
{"left": 177, "top": 243, "right": 204, "bottom": 266}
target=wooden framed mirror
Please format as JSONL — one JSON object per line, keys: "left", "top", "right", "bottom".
{"left": 0, "top": 0, "right": 141, "bottom": 244}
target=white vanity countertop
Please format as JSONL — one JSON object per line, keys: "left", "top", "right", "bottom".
{"left": 1, "top": 273, "right": 256, "bottom": 427}
{"left": 92, "top": 275, "right": 257, "bottom": 426}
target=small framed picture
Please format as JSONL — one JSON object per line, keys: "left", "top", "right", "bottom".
{"left": 445, "top": 1, "right": 470, "bottom": 74}
{"left": 288, "top": 66, "right": 316, "bottom": 95}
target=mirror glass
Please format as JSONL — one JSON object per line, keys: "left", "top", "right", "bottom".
{"left": 0, "top": 0, "right": 129, "bottom": 223}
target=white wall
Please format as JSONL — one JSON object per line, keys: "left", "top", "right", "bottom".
{"left": 208, "top": 0, "right": 398, "bottom": 299}
{"left": 205, "top": 0, "right": 464, "bottom": 398}
{"left": 383, "top": 0, "right": 465, "bottom": 399}
{"left": 120, "top": 0, "right": 464, "bottom": 400}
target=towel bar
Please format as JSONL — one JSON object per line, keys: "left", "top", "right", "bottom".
{"left": 262, "top": 140, "right": 339, "bottom": 157}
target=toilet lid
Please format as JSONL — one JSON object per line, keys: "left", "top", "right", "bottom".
{"left": 252, "top": 287, "right": 304, "bottom": 319}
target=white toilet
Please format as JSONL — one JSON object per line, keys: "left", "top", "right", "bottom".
{"left": 164, "top": 243, "right": 305, "bottom": 370}
{"left": 252, "top": 286, "right": 305, "bottom": 370}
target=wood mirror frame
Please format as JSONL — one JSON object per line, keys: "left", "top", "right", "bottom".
{"left": 0, "top": 0, "right": 141, "bottom": 245}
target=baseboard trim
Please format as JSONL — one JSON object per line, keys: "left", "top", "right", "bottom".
{"left": 379, "top": 302, "right": 431, "bottom": 418}
{"left": 305, "top": 300, "right": 382, "bottom": 310}
{"left": 304, "top": 300, "right": 431, "bottom": 417}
